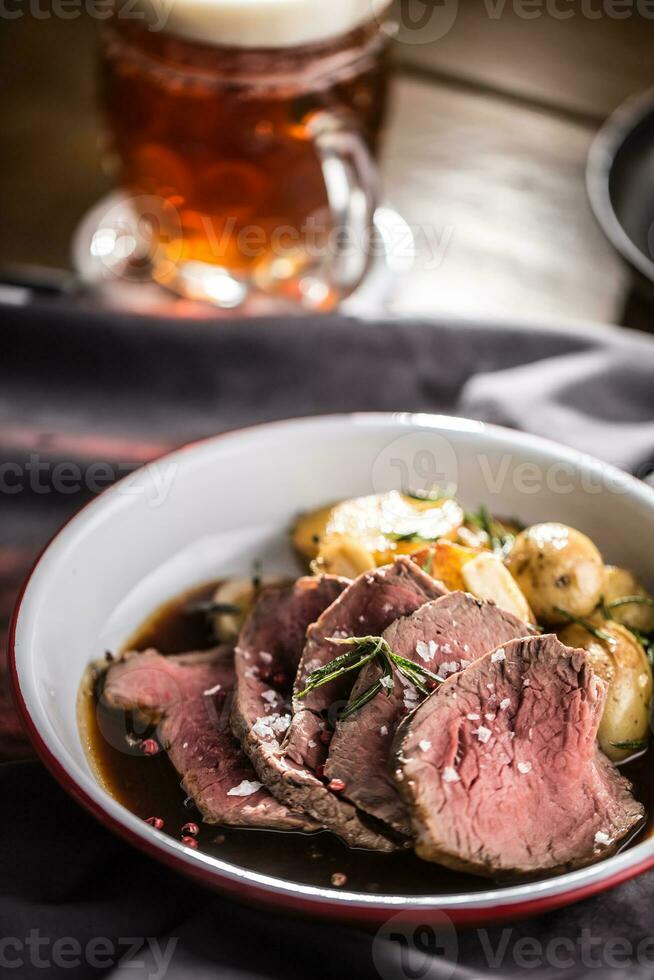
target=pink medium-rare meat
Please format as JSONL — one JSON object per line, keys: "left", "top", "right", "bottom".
{"left": 325, "top": 592, "right": 534, "bottom": 834}
{"left": 252, "top": 558, "right": 447, "bottom": 848}
{"left": 284, "top": 557, "right": 446, "bottom": 774}
{"left": 103, "top": 647, "right": 317, "bottom": 831}
{"left": 394, "top": 634, "right": 645, "bottom": 876}
{"left": 231, "top": 575, "right": 396, "bottom": 850}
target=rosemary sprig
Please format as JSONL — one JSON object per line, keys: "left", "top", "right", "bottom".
{"left": 387, "top": 531, "right": 441, "bottom": 544}
{"left": 554, "top": 607, "right": 616, "bottom": 645}
{"left": 421, "top": 551, "right": 435, "bottom": 575}
{"left": 610, "top": 739, "right": 648, "bottom": 751}
{"left": 465, "top": 505, "right": 515, "bottom": 557}
{"left": 295, "top": 643, "right": 379, "bottom": 699}
{"left": 295, "top": 635, "right": 442, "bottom": 716}
{"left": 625, "top": 627, "right": 654, "bottom": 667}
{"left": 598, "top": 597, "right": 654, "bottom": 664}
{"left": 606, "top": 595, "right": 654, "bottom": 610}
{"left": 387, "top": 650, "right": 438, "bottom": 694}
{"left": 340, "top": 679, "right": 385, "bottom": 719}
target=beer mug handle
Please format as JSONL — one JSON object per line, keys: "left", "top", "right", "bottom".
{"left": 309, "top": 111, "right": 379, "bottom": 294}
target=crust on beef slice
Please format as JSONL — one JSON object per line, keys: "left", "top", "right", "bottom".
{"left": 230, "top": 574, "right": 397, "bottom": 850}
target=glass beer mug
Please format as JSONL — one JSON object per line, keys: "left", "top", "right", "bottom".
{"left": 99, "top": 0, "right": 393, "bottom": 310}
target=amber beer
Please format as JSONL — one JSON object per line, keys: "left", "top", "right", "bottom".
{"left": 100, "top": 0, "right": 392, "bottom": 308}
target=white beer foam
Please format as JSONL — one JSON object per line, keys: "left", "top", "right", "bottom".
{"left": 137, "top": 0, "right": 392, "bottom": 48}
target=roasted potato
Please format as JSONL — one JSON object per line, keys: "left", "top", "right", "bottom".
{"left": 310, "top": 534, "right": 375, "bottom": 578}
{"left": 558, "top": 621, "right": 653, "bottom": 762}
{"left": 602, "top": 565, "right": 654, "bottom": 633}
{"left": 505, "top": 523, "right": 604, "bottom": 624}
{"left": 461, "top": 552, "right": 535, "bottom": 623}
{"left": 293, "top": 491, "right": 464, "bottom": 568}
{"left": 292, "top": 504, "right": 333, "bottom": 561}
{"left": 418, "top": 539, "right": 478, "bottom": 591}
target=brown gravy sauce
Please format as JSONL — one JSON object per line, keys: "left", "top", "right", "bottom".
{"left": 78, "top": 581, "right": 654, "bottom": 895}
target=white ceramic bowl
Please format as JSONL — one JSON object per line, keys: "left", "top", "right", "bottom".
{"left": 10, "top": 413, "right": 654, "bottom": 925}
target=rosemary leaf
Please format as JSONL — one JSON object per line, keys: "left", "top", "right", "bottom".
{"left": 387, "top": 532, "right": 441, "bottom": 544}
{"left": 610, "top": 739, "right": 648, "bottom": 751}
{"left": 295, "top": 648, "right": 377, "bottom": 699}
{"left": 296, "top": 634, "right": 442, "bottom": 717}
{"left": 341, "top": 680, "right": 384, "bottom": 719}
{"left": 607, "top": 595, "right": 654, "bottom": 610}
{"left": 391, "top": 662, "right": 430, "bottom": 695}
{"left": 380, "top": 656, "right": 395, "bottom": 697}
{"left": 624, "top": 627, "right": 654, "bottom": 666}
{"left": 389, "top": 652, "right": 441, "bottom": 685}
{"left": 554, "top": 607, "right": 616, "bottom": 645}
{"left": 598, "top": 597, "right": 613, "bottom": 621}
{"left": 465, "top": 504, "right": 514, "bottom": 556}
{"left": 421, "top": 551, "right": 435, "bottom": 575}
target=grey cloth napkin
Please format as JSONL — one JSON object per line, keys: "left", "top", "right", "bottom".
{"left": 460, "top": 333, "right": 654, "bottom": 478}
{"left": 2, "top": 303, "right": 654, "bottom": 980}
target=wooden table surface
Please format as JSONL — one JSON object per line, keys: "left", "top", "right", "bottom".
{"left": 2, "top": 2, "right": 654, "bottom": 758}
{"left": 2, "top": 2, "right": 654, "bottom": 329}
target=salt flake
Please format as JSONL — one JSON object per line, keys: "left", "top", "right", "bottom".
{"left": 227, "top": 780, "right": 262, "bottom": 797}
{"left": 415, "top": 641, "right": 430, "bottom": 662}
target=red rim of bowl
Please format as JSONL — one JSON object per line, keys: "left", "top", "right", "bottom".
{"left": 8, "top": 413, "right": 654, "bottom": 926}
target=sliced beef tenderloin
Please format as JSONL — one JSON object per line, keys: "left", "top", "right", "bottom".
{"left": 103, "top": 647, "right": 317, "bottom": 832}
{"left": 231, "top": 574, "right": 396, "bottom": 851}
{"left": 284, "top": 558, "right": 446, "bottom": 773}
{"left": 231, "top": 574, "right": 347, "bottom": 753}
{"left": 255, "top": 558, "right": 446, "bottom": 849}
{"left": 394, "top": 634, "right": 645, "bottom": 876}
{"left": 325, "top": 592, "right": 534, "bottom": 835}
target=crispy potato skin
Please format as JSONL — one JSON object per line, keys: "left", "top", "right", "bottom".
{"left": 603, "top": 566, "right": 654, "bottom": 633}
{"left": 558, "top": 621, "right": 653, "bottom": 762}
{"left": 422, "top": 540, "right": 478, "bottom": 591}
{"left": 505, "top": 523, "right": 605, "bottom": 624}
